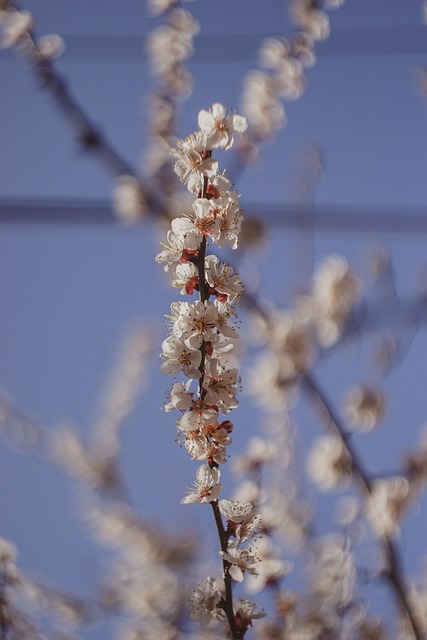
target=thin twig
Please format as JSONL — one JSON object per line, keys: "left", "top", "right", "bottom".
{"left": 302, "top": 372, "right": 424, "bottom": 640}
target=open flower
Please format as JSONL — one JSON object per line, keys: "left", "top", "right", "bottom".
{"left": 181, "top": 464, "right": 222, "bottom": 504}
{"left": 173, "top": 300, "right": 219, "bottom": 350}
{"left": 205, "top": 255, "right": 244, "bottom": 304}
{"left": 189, "top": 577, "right": 225, "bottom": 627}
{"left": 171, "top": 131, "right": 218, "bottom": 193}
{"left": 198, "top": 103, "right": 248, "bottom": 150}
{"left": 160, "top": 335, "right": 201, "bottom": 378}
{"left": 219, "top": 547, "right": 259, "bottom": 582}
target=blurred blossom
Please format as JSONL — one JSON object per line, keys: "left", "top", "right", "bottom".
{"left": 335, "top": 495, "right": 360, "bottom": 527}
{"left": 405, "top": 425, "right": 427, "bottom": 483}
{"left": 306, "top": 434, "right": 352, "bottom": 492}
{"left": 311, "top": 254, "right": 361, "bottom": 347}
{"left": 249, "top": 306, "right": 314, "bottom": 411}
{"left": 234, "top": 436, "right": 277, "bottom": 475}
{"left": 365, "top": 476, "right": 410, "bottom": 538}
{"left": 309, "top": 534, "right": 356, "bottom": 608}
{"left": 248, "top": 352, "right": 298, "bottom": 411}
{"left": 36, "top": 33, "right": 65, "bottom": 60}
{"left": 245, "top": 537, "right": 292, "bottom": 594}
{"left": 290, "top": 1, "right": 330, "bottom": 42}
{"left": 0, "top": 9, "right": 32, "bottom": 49}
{"left": 289, "top": 32, "right": 316, "bottom": 68}
{"left": 232, "top": 479, "right": 263, "bottom": 505}
{"left": 0, "top": 393, "right": 43, "bottom": 450}
{"left": 0, "top": 537, "right": 18, "bottom": 573}
{"left": 259, "top": 37, "right": 290, "bottom": 70}
{"left": 368, "top": 244, "right": 391, "bottom": 281}
{"left": 51, "top": 425, "right": 119, "bottom": 489}
{"left": 271, "top": 308, "right": 314, "bottom": 377}
{"left": 374, "top": 331, "right": 398, "bottom": 372}
{"left": 146, "top": 7, "right": 198, "bottom": 100}
{"left": 241, "top": 69, "right": 286, "bottom": 138}
{"left": 323, "top": 0, "right": 346, "bottom": 8}
{"left": 93, "top": 323, "right": 154, "bottom": 457}
{"left": 260, "top": 487, "right": 311, "bottom": 551}
{"left": 148, "top": 0, "right": 198, "bottom": 16}
{"left": 113, "top": 176, "right": 147, "bottom": 223}
{"left": 405, "top": 579, "right": 427, "bottom": 636}
{"left": 117, "top": 621, "right": 179, "bottom": 640}
{"left": 147, "top": 0, "right": 176, "bottom": 16}
{"left": 344, "top": 385, "right": 387, "bottom": 432}
{"left": 355, "top": 618, "right": 386, "bottom": 640}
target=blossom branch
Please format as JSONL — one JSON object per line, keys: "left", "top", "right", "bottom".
{"left": 210, "top": 500, "right": 242, "bottom": 640}
{"left": 302, "top": 371, "right": 424, "bottom": 640}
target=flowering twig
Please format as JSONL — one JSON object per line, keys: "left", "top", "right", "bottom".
{"left": 158, "top": 103, "right": 266, "bottom": 638}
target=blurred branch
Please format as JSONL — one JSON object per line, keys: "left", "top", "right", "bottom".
{"left": 302, "top": 372, "right": 425, "bottom": 640}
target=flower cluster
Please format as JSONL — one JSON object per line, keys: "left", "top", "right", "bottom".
{"left": 157, "top": 103, "right": 266, "bottom": 635}
{"left": 241, "top": 0, "right": 345, "bottom": 139}
{"left": 0, "top": 3, "right": 64, "bottom": 60}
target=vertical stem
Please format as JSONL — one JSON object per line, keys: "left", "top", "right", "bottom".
{"left": 211, "top": 501, "right": 241, "bottom": 640}
{"left": 193, "top": 173, "right": 238, "bottom": 639}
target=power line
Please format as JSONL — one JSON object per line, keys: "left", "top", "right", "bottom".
{"left": 1, "top": 26, "right": 427, "bottom": 63}
{"left": 1, "top": 198, "right": 427, "bottom": 233}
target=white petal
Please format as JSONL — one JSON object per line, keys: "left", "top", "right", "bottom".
{"left": 232, "top": 114, "right": 248, "bottom": 133}
{"left": 181, "top": 493, "right": 200, "bottom": 504}
{"left": 198, "top": 109, "right": 215, "bottom": 132}
{"left": 211, "top": 103, "right": 226, "bottom": 120}
{"left": 160, "top": 361, "right": 180, "bottom": 376}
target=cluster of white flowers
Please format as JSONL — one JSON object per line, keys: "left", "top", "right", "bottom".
{"left": 344, "top": 384, "right": 387, "bottom": 433}
{"left": 248, "top": 254, "right": 360, "bottom": 412}
{"left": 0, "top": 3, "right": 64, "bottom": 60}
{"left": 142, "top": 2, "right": 200, "bottom": 188}
{"left": 241, "top": 0, "right": 345, "bottom": 139}
{"left": 157, "top": 103, "right": 268, "bottom": 634}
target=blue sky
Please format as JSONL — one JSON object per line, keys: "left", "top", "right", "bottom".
{"left": 1, "top": 1, "right": 427, "bottom": 637}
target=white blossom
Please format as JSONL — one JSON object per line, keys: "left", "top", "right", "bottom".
{"left": 160, "top": 335, "right": 201, "bottom": 378}
{"left": 164, "top": 379, "right": 193, "bottom": 412}
{"left": 202, "top": 358, "right": 238, "bottom": 412}
{"left": 205, "top": 255, "right": 244, "bottom": 304}
{"left": 218, "top": 499, "right": 254, "bottom": 524}
{"left": 181, "top": 464, "right": 222, "bottom": 504}
{"left": 209, "top": 195, "right": 244, "bottom": 250}
{"left": 198, "top": 102, "right": 248, "bottom": 150}
{"left": 220, "top": 547, "right": 259, "bottom": 582}
{"left": 234, "top": 599, "right": 267, "bottom": 630}
{"left": 173, "top": 300, "right": 219, "bottom": 349}
{"left": 155, "top": 229, "right": 189, "bottom": 273}
{"left": 189, "top": 577, "right": 225, "bottom": 627}
{"left": 169, "top": 261, "right": 198, "bottom": 295}
{"left": 171, "top": 131, "right": 218, "bottom": 193}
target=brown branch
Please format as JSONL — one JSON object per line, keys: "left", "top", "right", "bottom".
{"left": 302, "top": 372, "right": 425, "bottom": 640}
{"left": 8, "top": 2, "right": 166, "bottom": 220}
{"left": 210, "top": 501, "right": 242, "bottom": 640}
